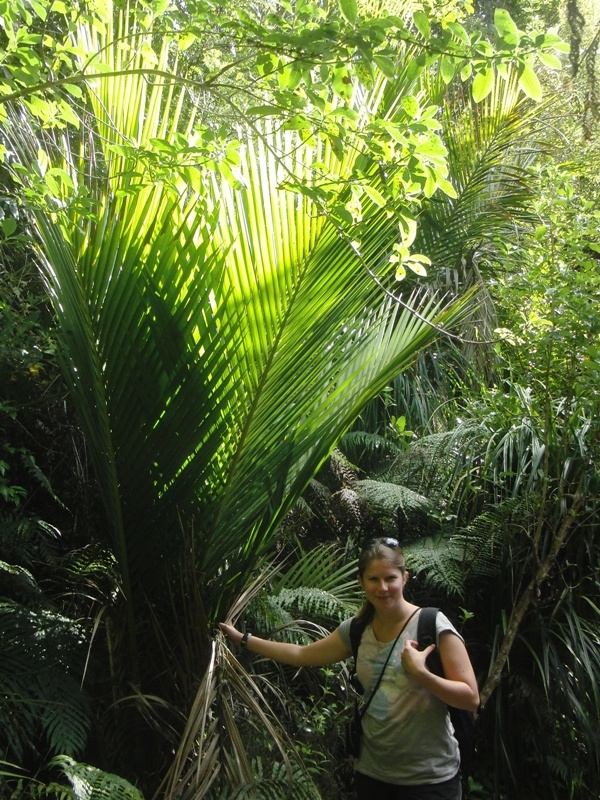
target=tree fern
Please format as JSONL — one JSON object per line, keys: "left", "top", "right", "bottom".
{"left": 0, "top": 515, "right": 61, "bottom": 569}
{"left": 338, "top": 431, "right": 403, "bottom": 473}
{"left": 40, "top": 679, "right": 92, "bottom": 760}
{"left": 273, "top": 545, "right": 357, "bottom": 594}
{"left": 0, "top": 560, "right": 42, "bottom": 604}
{"left": 271, "top": 545, "right": 361, "bottom": 619}
{"left": 376, "top": 431, "right": 466, "bottom": 498}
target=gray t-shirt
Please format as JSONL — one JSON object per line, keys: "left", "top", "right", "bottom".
{"left": 338, "top": 609, "right": 461, "bottom": 785}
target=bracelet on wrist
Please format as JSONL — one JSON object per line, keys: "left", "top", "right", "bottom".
{"left": 240, "top": 631, "right": 252, "bottom": 648}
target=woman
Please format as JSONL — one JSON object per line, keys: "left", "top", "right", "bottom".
{"left": 219, "top": 537, "right": 480, "bottom": 799}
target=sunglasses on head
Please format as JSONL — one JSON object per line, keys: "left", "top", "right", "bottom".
{"left": 362, "top": 537, "right": 400, "bottom": 550}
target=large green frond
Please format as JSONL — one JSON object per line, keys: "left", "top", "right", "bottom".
{"left": 7, "top": 1, "right": 474, "bottom": 629}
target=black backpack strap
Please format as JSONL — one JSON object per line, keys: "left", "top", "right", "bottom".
{"left": 349, "top": 614, "right": 370, "bottom": 662}
{"left": 349, "top": 615, "right": 369, "bottom": 694}
{"left": 417, "top": 606, "right": 444, "bottom": 675}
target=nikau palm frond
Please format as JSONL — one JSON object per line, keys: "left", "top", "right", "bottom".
{"left": 7, "top": 1, "right": 470, "bottom": 642}
{"left": 162, "top": 637, "right": 321, "bottom": 800}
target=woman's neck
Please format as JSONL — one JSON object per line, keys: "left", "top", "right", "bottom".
{"left": 371, "top": 602, "right": 419, "bottom": 641}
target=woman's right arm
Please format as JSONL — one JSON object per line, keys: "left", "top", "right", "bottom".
{"left": 219, "top": 622, "right": 351, "bottom": 668}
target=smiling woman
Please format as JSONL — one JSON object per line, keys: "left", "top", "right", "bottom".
{"left": 220, "top": 538, "right": 479, "bottom": 799}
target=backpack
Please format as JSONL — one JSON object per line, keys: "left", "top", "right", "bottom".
{"left": 348, "top": 606, "right": 477, "bottom": 780}
{"left": 416, "top": 607, "right": 477, "bottom": 781}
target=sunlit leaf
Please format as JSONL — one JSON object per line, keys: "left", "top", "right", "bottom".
{"left": 338, "top": 0, "right": 357, "bottom": 25}
{"left": 537, "top": 51, "right": 563, "bottom": 70}
{"left": 362, "top": 184, "right": 386, "bottom": 207}
{"left": 517, "top": 61, "right": 542, "bottom": 102}
{"left": 494, "top": 9, "right": 519, "bottom": 41}
{"left": 472, "top": 66, "right": 494, "bottom": 102}
{"left": 374, "top": 55, "right": 396, "bottom": 78}
{"left": 439, "top": 56, "right": 455, "bottom": 85}
{"left": 413, "top": 10, "right": 430, "bottom": 39}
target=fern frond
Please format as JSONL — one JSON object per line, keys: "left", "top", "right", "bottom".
{"left": 214, "top": 757, "right": 321, "bottom": 799}
{"left": 381, "top": 431, "right": 466, "bottom": 495}
{"left": 18, "top": 449, "right": 67, "bottom": 509}
{"left": 452, "top": 496, "right": 538, "bottom": 580}
{"left": 0, "top": 602, "right": 92, "bottom": 761}
{"left": 403, "top": 537, "right": 465, "bottom": 596}
{"left": 51, "top": 756, "right": 145, "bottom": 800}
{"left": 0, "top": 560, "right": 42, "bottom": 603}
{"left": 40, "top": 676, "right": 92, "bottom": 757}
{"left": 277, "top": 546, "right": 358, "bottom": 593}
{"left": 0, "top": 515, "right": 61, "bottom": 567}
{"left": 274, "top": 586, "right": 358, "bottom": 626}
{"left": 248, "top": 594, "right": 297, "bottom": 639}
{"left": 339, "top": 431, "right": 403, "bottom": 472}
{"left": 404, "top": 496, "right": 540, "bottom": 596}
{"left": 355, "top": 480, "right": 431, "bottom": 532}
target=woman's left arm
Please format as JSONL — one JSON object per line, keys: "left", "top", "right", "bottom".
{"left": 402, "top": 632, "right": 480, "bottom": 713}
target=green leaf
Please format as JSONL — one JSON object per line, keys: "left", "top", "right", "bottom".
{"left": 246, "top": 105, "right": 283, "bottom": 118}
{"left": 460, "top": 62, "right": 472, "bottom": 81}
{"left": 537, "top": 51, "right": 563, "bottom": 70}
{"left": 29, "top": 0, "right": 48, "bottom": 20}
{"left": 472, "top": 66, "right": 495, "bottom": 102}
{"left": 362, "top": 185, "right": 386, "bottom": 207}
{"left": 178, "top": 32, "right": 196, "bottom": 52}
{"left": 439, "top": 56, "right": 455, "bottom": 85}
{"left": 436, "top": 176, "right": 458, "bottom": 199}
{"left": 338, "top": 0, "right": 357, "bottom": 24}
{"left": 446, "top": 22, "right": 470, "bottom": 45}
{"left": 373, "top": 55, "right": 396, "bottom": 79}
{"left": 413, "top": 10, "right": 430, "bottom": 39}
{"left": 517, "top": 62, "right": 542, "bottom": 102}
{"left": 236, "top": 8, "right": 257, "bottom": 26}
{"left": 401, "top": 95, "right": 419, "bottom": 118}
{"left": 496, "top": 61, "right": 509, "bottom": 80}
{"left": 407, "top": 258, "right": 428, "bottom": 276}
{"left": 536, "top": 33, "right": 570, "bottom": 52}
{"left": 494, "top": 9, "right": 519, "bottom": 41}
{"left": 1, "top": 217, "right": 17, "bottom": 237}
{"left": 399, "top": 215, "right": 417, "bottom": 247}
{"left": 332, "top": 66, "right": 353, "bottom": 100}
{"left": 58, "top": 100, "right": 81, "bottom": 128}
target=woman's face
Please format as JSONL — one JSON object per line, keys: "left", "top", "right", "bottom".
{"left": 358, "top": 557, "right": 407, "bottom": 611}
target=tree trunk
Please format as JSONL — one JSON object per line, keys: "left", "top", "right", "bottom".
{"left": 479, "top": 489, "right": 585, "bottom": 709}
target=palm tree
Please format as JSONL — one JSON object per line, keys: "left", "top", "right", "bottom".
{"left": 3, "top": 1, "right": 556, "bottom": 795}
{"left": 5, "top": 1, "right": 478, "bottom": 789}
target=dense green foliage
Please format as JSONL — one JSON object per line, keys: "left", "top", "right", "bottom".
{"left": 0, "top": 0, "right": 599, "bottom": 799}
